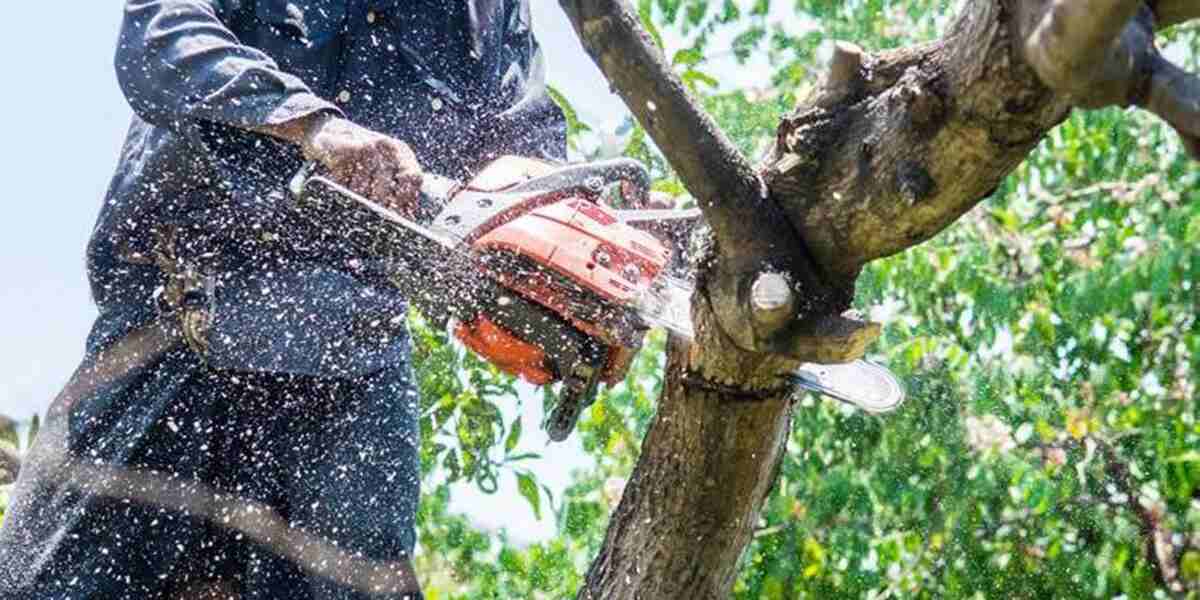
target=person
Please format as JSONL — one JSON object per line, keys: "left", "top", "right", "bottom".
{"left": 0, "top": 1, "right": 565, "bottom": 598}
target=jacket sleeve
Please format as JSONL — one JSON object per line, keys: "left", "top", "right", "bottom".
{"left": 115, "top": 0, "right": 341, "bottom": 132}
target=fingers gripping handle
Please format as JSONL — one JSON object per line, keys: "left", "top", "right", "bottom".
{"left": 290, "top": 161, "right": 456, "bottom": 224}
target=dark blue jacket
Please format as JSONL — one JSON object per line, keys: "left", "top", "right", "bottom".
{"left": 88, "top": 0, "right": 566, "bottom": 377}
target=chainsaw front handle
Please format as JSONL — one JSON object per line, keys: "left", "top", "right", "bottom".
{"left": 289, "top": 160, "right": 456, "bottom": 224}
{"left": 504, "top": 158, "right": 652, "bottom": 207}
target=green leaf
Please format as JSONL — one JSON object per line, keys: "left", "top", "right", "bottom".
{"left": 719, "top": 0, "right": 740, "bottom": 23}
{"left": 684, "top": 0, "right": 708, "bottom": 29}
{"left": 442, "top": 449, "right": 461, "bottom": 482}
{"left": 1183, "top": 550, "right": 1200, "bottom": 582}
{"left": 516, "top": 471, "right": 542, "bottom": 520}
{"left": 682, "top": 69, "right": 720, "bottom": 90}
{"left": 638, "top": 0, "right": 665, "bottom": 49}
{"left": 731, "top": 26, "right": 766, "bottom": 62}
{"left": 505, "top": 417, "right": 522, "bottom": 454}
{"left": 505, "top": 452, "right": 541, "bottom": 462}
{"left": 1168, "top": 451, "right": 1200, "bottom": 463}
{"left": 673, "top": 48, "right": 703, "bottom": 67}
{"left": 546, "top": 84, "right": 591, "bottom": 141}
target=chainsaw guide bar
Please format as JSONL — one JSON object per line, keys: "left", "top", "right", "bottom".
{"left": 288, "top": 158, "right": 905, "bottom": 438}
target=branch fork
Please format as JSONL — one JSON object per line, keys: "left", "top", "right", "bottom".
{"left": 1021, "top": 0, "right": 1200, "bottom": 157}
{"left": 561, "top": 0, "right": 882, "bottom": 367}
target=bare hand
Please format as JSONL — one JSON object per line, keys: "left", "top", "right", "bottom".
{"left": 299, "top": 116, "right": 424, "bottom": 217}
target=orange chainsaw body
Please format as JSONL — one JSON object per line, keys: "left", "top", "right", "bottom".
{"left": 445, "top": 157, "right": 671, "bottom": 386}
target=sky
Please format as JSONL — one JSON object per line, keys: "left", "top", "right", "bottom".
{"left": 0, "top": 0, "right": 787, "bottom": 542}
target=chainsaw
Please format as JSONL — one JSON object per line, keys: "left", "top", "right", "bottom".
{"left": 288, "top": 156, "right": 905, "bottom": 441}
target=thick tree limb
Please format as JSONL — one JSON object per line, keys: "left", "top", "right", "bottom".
{"left": 765, "top": 2, "right": 1074, "bottom": 278}
{"left": 1152, "top": 0, "right": 1200, "bottom": 29}
{"left": 1020, "top": 0, "right": 1200, "bottom": 158}
{"left": 1146, "top": 55, "right": 1200, "bottom": 157}
{"left": 580, "top": 341, "right": 793, "bottom": 599}
{"left": 766, "top": 0, "right": 1198, "bottom": 279}
{"left": 1021, "top": 0, "right": 1144, "bottom": 102}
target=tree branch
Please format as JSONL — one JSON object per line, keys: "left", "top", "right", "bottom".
{"left": 1020, "top": 0, "right": 1200, "bottom": 158}
{"left": 1146, "top": 55, "right": 1200, "bottom": 158}
{"left": 1021, "top": 0, "right": 1144, "bottom": 101}
{"left": 559, "top": 1, "right": 1196, "bottom": 596}
{"left": 556, "top": 0, "right": 763, "bottom": 249}
{"left": 765, "top": 2, "right": 1074, "bottom": 278}
{"left": 1152, "top": 0, "right": 1200, "bottom": 29}
{"left": 558, "top": 0, "right": 879, "bottom": 365}
{"left": 1093, "top": 438, "right": 1189, "bottom": 595}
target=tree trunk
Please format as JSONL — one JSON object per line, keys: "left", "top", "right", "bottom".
{"left": 580, "top": 340, "right": 791, "bottom": 599}
{"left": 557, "top": 0, "right": 1200, "bottom": 596}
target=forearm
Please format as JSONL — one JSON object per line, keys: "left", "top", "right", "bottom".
{"left": 253, "top": 112, "right": 333, "bottom": 155}
{"left": 117, "top": 0, "right": 339, "bottom": 133}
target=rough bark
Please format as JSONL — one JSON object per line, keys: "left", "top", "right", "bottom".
{"left": 1152, "top": 0, "right": 1200, "bottom": 29}
{"left": 580, "top": 339, "right": 793, "bottom": 599}
{"left": 555, "top": 0, "right": 1198, "bottom": 597}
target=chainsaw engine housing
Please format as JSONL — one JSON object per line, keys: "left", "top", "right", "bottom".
{"left": 431, "top": 157, "right": 670, "bottom": 389}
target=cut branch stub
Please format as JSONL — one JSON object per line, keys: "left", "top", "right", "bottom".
{"left": 813, "top": 42, "right": 868, "bottom": 109}
{"left": 750, "top": 272, "right": 796, "bottom": 330}
{"left": 747, "top": 271, "right": 880, "bottom": 364}
{"left": 699, "top": 249, "right": 876, "bottom": 369}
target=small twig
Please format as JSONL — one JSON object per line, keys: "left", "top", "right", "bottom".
{"left": 1037, "top": 437, "right": 1191, "bottom": 595}
{"left": 1092, "top": 437, "right": 1187, "bottom": 595}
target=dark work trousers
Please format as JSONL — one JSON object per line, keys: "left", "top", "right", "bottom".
{"left": 0, "top": 323, "right": 421, "bottom": 599}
